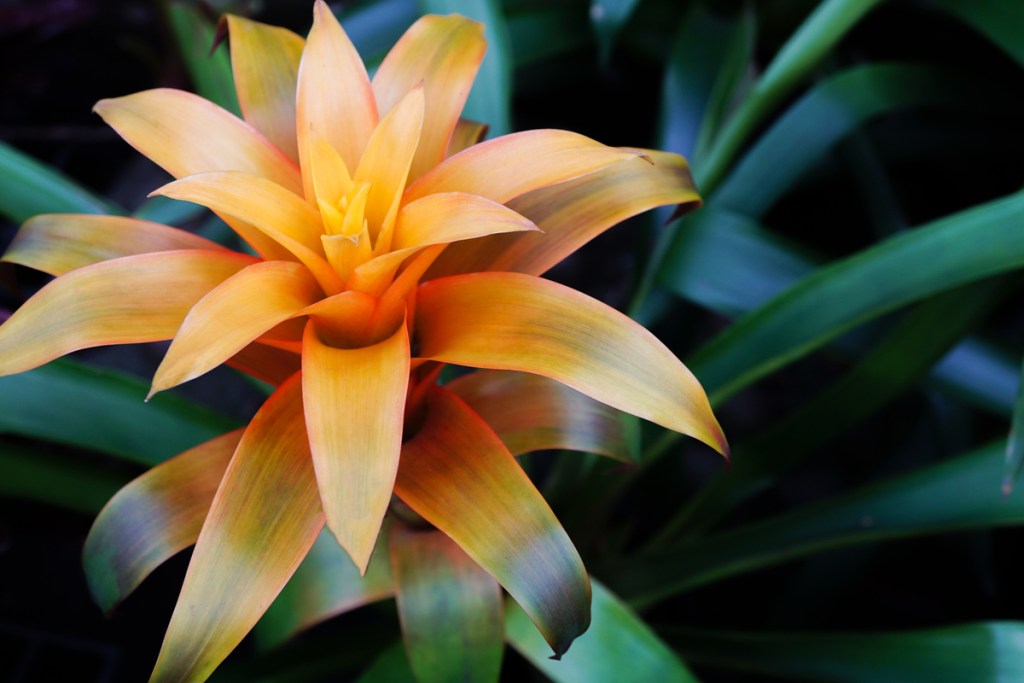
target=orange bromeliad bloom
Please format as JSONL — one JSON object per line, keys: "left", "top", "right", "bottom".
{"left": 0, "top": 3, "right": 726, "bottom": 681}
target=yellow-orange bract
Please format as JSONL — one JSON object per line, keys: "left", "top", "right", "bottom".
{"left": 0, "top": 3, "right": 726, "bottom": 681}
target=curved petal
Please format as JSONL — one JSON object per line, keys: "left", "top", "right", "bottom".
{"left": 373, "top": 14, "right": 486, "bottom": 181}
{"left": 353, "top": 86, "right": 424, "bottom": 241}
{"left": 151, "top": 261, "right": 323, "bottom": 395}
{"left": 296, "top": 0, "right": 378, "bottom": 198}
{"left": 3, "top": 214, "right": 225, "bottom": 276}
{"left": 302, "top": 318, "right": 410, "bottom": 573}
{"left": 227, "top": 15, "right": 304, "bottom": 163}
{"left": 226, "top": 343, "right": 301, "bottom": 387}
{"left": 94, "top": 88, "right": 302, "bottom": 196}
{"left": 150, "top": 374, "right": 323, "bottom": 683}
{"left": 415, "top": 272, "right": 728, "bottom": 457}
{"left": 403, "top": 130, "right": 640, "bottom": 205}
{"left": 395, "top": 387, "right": 590, "bottom": 658}
{"left": 83, "top": 429, "right": 244, "bottom": 613}
{"left": 428, "top": 150, "right": 700, "bottom": 278}
{"left": 390, "top": 526, "right": 504, "bottom": 683}
{"left": 447, "top": 370, "right": 637, "bottom": 461}
{"left": 0, "top": 250, "right": 257, "bottom": 377}
{"left": 447, "top": 118, "right": 488, "bottom": 157}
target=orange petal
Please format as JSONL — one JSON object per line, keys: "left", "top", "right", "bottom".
{"left": 94, "top": 88, "right": 302, "bottom": 196}
{"left": 429, "top": 150, "right": 700, "bottom": 278}
{"left": 395, "top": 387, "right": 590, "bottom": 658}
{"left": 447, "top": 370, "right": 637, "bottom": 461}
{"left": 257, "top": 525, "right": 393, "bottom": 648}
{"left": 151, "top": 261, "right": 323, "bottom": 395}
{"left": 373, "top": 15, "right": 486, "bottom": 181}
{"left": 227, "top": 15, "right": 304, "bottom": 163}
{"left": 83, "top": 430, "right": 243, "bottom": 613}
{"left": 353, "top": 87, "right": 425, "bottom": 241}
{"left": 296, "top": 0, "right": 378, "bottom": 199}
{"left": 226, "top": 343, "right": 301, "bottom": 387}
{"left": 297, "top": 289, "right": 377, "bottom": 348}
{"left": 150, "top": 374, "right": 323, "bottom": 682}
{"left": 404, "top": 129, "right": 639, "bottom": 205}
{"left": 415, "top": 272, "right": 728, "bottom": 457}
{"left": 3, "top": 214, "right": 224, "bottom": 276}
{"left": 301, "top": 318, "right": 410, "bottom": 573}
{"left": 0, "top": 250, "right": 256, "bottom": 377}
{"left": 446, "top": 118, "right": 488, "bottom": 157}
{"left": 390, "top": 526, "right": 504, "bottom": 682}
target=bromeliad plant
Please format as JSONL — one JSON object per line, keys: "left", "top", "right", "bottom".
{"left": 0, "top": 2, "right": 726, "bottom": 681}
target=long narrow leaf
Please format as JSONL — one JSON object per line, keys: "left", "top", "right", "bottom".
{"left": 166, "top": 2, "right": 241, "bottom": 115}
{"left": 0, "top": 441, "right": 128, "bottom": 514}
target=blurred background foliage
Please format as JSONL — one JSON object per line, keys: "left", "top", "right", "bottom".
{"left": 1, "top": 0, "right": 1024, "bottom": 681}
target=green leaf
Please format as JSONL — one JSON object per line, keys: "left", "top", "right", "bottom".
{"left": 699, "top": 0, "right": 887, "bottom": 193}
{"left": 0, "top": 140, "right": 121, "bottom": 222}
{"left": 256, "top": 526, "right": 394, "bottom": 650}
{"left": 390, "top": 528, "right": 503, "bottom": 683}
{"left": 712, "top": 63, "right": 984, "bottom": 218}
{"left": 677, "top": 191, "right": 1024, "bottom": 404}
{"left": 336, "top": 0, "right": 420, "bottom": 68}
{"left": 506, "top": 3, "right": 591, "bottom": 68}
{"left": 420, "top": 0, "right": 512, "bottom": 135}
{"left": 506, "top": 579, "right": 698, "bottom": 683}
{"left": 354, "top": 642, "right": 417, "bottom": 683}
{"left": 0, "top": 359, "right": 238, "bottom": 466}
{"left": 166, "top": 2, "right": 241, "bottom": 115}
{"left": 663, "top": 623, "right": 1024, "bottom": 683}
{"left": 932, "top": 0, "right": 1024, "bottom": 68}
{"left": 0, "top": 440, "right": 128, "bottom": 514}
{"left": 610, "top": 441, "right": 1018, "bottom": 607}
{"left": 132, "top": 195, "right": 208, "bottom": 227}
{"left": 590, "top": 0, "right": 641, "bottom": 64}
{"left": 1003, "top": 357, "right": 1024, "bottom": 494}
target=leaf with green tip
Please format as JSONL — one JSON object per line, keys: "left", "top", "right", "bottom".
{"left": 664, "top": 623, "right": 1024, "bottom": 683}
{"left": 611, "top": 441, "right": 1020, "bottom": 607}
{"left": 506, "top": 579, "right": 698, "bottom": 683}
{"left": 390, "top": 527, "right": 503, "bottom": 683}
{"left": 680, "top": 192, "right": 1024, "bottom": 404}
{"left": 0, "top": 359, "right": 238, "bottom": 466}
{"left": 419, "top": 0, "right": 511, "bottom": 136}
{"left": 256, "top": 526, "right": 394, "bottom": 650}
{"left": 166, "top": 2, "right": 240, "bottom": 115}
{"left": 0, "top": 140, "right": 121, "bottom": 222}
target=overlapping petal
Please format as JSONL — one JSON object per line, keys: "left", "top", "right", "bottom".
{"left": 0, "top": 250, "right": 256, "bottom": 376}
{"left": 395, "top": 387, "right": 590, "bottom": 658}
{"left": 3, "top": 214, "right": 224, "bottom": 276}
{"left": 150, "top": 374, "right": 323, "bottom": 683}
{"left": 415, "top": 272, "right": 728, "bottom": 457}
{"left": 83, "top": 430, "right": 243, "bottom": 613}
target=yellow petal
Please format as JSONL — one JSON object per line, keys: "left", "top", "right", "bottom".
{"left": 227, "top": 15, "right": 304, "bottom": 163}
{"left": 447, "top": 370, "right": 636, "bottom": 461}
{"left": 151, "top": 261, "right": 323, "bottom": 395}
{"left": 83, "top": 430, "right": 243, "bottom": 613}
{"left": 395, "top": 387, "right": 590, "bottom": 658}
{"left": 94, "top": 88, "right": 302, "bottom": 196}
{"left": 429, "top": 150, "right": 700, "bottom": 278}
{"left": 353, "top": 87, "right": 425, "bottom": 242}
{"left": 415, "top": 272, "right": 728, "bottom": 457}
{"left": 0, "top": 250, "right": 256, "bottom": 377}
{"left": 404, "top": 129, "right": 639, "bottom": 205}
{"left": 308, "top": 133, "right": 353, "bottom": 209}
{"left": 296, "top": 0, "right": 378, "bottom": 199}
{"left": 150, "top": 374, "right": 322, "bottom": 683}
{"left": 373, "top": 15, "right": 486, "bottom": 181}
{"left": 3, "top": 214, "right": 224, "bottom": 276}
{"left": 301, "top": 318, "right": 410, "bottom": 573}
{"left": 446, "top": 118, "right": 488, "bottom": 158}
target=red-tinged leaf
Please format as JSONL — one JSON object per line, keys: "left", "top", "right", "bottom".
{"left": 226, "top": 343, "right": 301, "bottom": 387}
{"left": 394, "top": 387, "right": 590, "bottom": 658}
{"left": 302, "top": 319, "right": 410, "bottom": 572}
{"left": 83, "top": 430, "right": 243, "bottom": 613}
{"left": 372, "top": 14, "right": 486, "bottom": 181}
{"left": 415, "top": 272, "right": 728, "bottom": 457}
{"left": 227, "top": 15, "right": 304, "bottom": 163}
{"left": 390, "top": 526, "right": 504, "bottom": 683}
{"left": 4, "top": 214, "right": 224, "bottom": 277}
{"left": 0, "top": 250, "right": 257, "bottom": 377}
{"left": 149, "top": 374, "right": 323, "bottom": 682}
{"left": 446, "top": 370, "right": 638, "bottom": 461}
{"left": 428, "top": 150, "right": 700, "bottom": 278}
